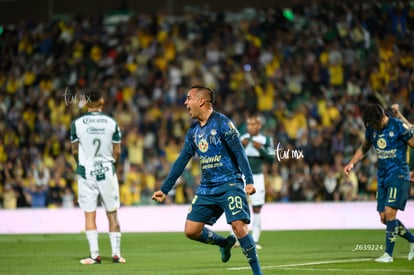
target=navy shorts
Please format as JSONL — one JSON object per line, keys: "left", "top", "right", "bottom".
{"left": 187, "top": 182, "right": 251, "bottom": 225}
{"left": 377, "top": 175, "right": 410, "bottom": 212}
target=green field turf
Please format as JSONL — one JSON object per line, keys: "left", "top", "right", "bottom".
{"left": 0, "top": 230, "right": 413, "bottom": 274}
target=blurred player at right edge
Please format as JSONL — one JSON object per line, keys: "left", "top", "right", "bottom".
{"left": 391, "top": 103, "right": 414, "bottom": 180}
{"left": 241, "top": 115, "right": 275, "bottom": 249}
{"left": 344, "top": 103, "right": 414, "bottom": 263}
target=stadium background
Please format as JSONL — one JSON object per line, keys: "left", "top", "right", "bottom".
{"left": 1, "top": 0, "right": 414, "bottom": 210}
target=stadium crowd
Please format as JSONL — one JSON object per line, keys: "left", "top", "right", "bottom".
{"left": 1, "top": 1, "right": 414, "bottom": 208}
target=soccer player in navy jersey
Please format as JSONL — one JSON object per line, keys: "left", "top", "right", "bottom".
{"left": 344, "top": 103, "right": 414, "bottom": 263}
{"left": 152, "top": 85, "right": 263, "bottom": 274}
{"left": 391, "top": 103, "right": 414, "bottom": 179}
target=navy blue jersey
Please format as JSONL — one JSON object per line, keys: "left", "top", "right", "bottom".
{"left": 365, "top": 116, "right": 413, "bottom": 183}
{"left": 161, "top": 111, "right": 254, "bottom": 195}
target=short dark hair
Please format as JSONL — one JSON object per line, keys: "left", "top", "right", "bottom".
{"left": 84, "top": 88, "right": 102, "bottom": 102}
{"left": 362, "top": 103, "right": 385, "bottom": 128}
{"left": 189, "top": 84, "right": 215, "bottom": 104}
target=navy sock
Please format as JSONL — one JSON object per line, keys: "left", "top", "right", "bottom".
{"left": 197, "top": 227, "right": 227, "bottom": 246}
{"left": 385, "top": 220, "right": 398, "bottom": 256}
{"left": 397, "top": 219, "right": 414, "bottom": 242}
{"left": 239, "top": 234, "right": 262, "bottom": 275}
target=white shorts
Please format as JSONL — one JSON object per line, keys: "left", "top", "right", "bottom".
{"left": 77, "top": 163, "right": 120, "bottom": 212}
{"left": 250, "top": 174, "right": 265, "bottom": 206}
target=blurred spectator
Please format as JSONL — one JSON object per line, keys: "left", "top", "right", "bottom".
{"left": 1, "top": 183, "right": 18, "bottom": 209}
{"left": 12, "top": 175, "right": 31, "bottom": 208}
{"left": 27, "top": 182, "right": 48, "bottom": 208}
{"left": 338, "top": 172, "right": 358, "bottom": 201}
{"left": 32, "top": 163, "right": 50, "bottom": 187}
{"left": 62, "top": 186, "right": 75, "bottom": 208}
{"left": 140, "top": 169, "right": 156, "bottom": 205}
{"left": 125, "top": 126, "right": 145, "bottom": 170}
{"left": 265, "top": 163, "right": 283, "bottom": 202}
{"left": 322, "top": 164, "right": 340, "bottom": 201}
{"left": 47, "top": 176, "right": 65, "bottom": 208}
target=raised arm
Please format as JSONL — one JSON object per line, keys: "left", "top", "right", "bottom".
{"left": 391, "top": 103, "right": 413, "bottom": 127}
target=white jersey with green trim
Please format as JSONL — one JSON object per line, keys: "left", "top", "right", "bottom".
{"left": 240, "top": 132, "right": 275, "bottom": 174}
{"left": 70, "top": 112, "right": 121, "bottom": 169}
{"left": 242, "top": 133, "right": 267, "bottom": 157}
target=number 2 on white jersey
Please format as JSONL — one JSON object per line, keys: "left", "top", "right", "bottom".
{"left": 93, "top": 138, "right": 102, "bottom": 157}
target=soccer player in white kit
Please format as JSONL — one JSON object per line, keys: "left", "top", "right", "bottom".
{"left": 240, "top": 115, "right": 275, "bottom": 249}
{"left": 70, "top": 88, "right": 126, "bottom": 264}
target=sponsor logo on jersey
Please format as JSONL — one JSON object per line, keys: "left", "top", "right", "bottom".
{"left": 87, "top": 127, "right": 106, "bottom": 134}
{"left": 83, "top": 117, "right": 108, "bottom": 124}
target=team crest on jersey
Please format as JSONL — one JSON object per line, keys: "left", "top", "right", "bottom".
{"left": 389, "top": 131, "right": 394, "bottom": 137}
{"left": 377, "top": 138, "right": 387, "bottom": 149}
{"left": 198, "top": 138, "right": 209, "bottom": 153}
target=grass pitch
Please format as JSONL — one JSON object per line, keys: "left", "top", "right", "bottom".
{"left": 0, "top": 230, "right": 413, "bottom": 274}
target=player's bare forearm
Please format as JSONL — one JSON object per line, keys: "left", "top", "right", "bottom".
{"left": 349, "top": 147, "right": 365, "bottom": 165}
{"left": 344, "top": 140, "right": 371, "bottom": 176}
{"left": 391, "top": 103, "right": 413, "bottom": 127}
{"left": 360, "top": 140, "right": 372, "bottom": 156}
